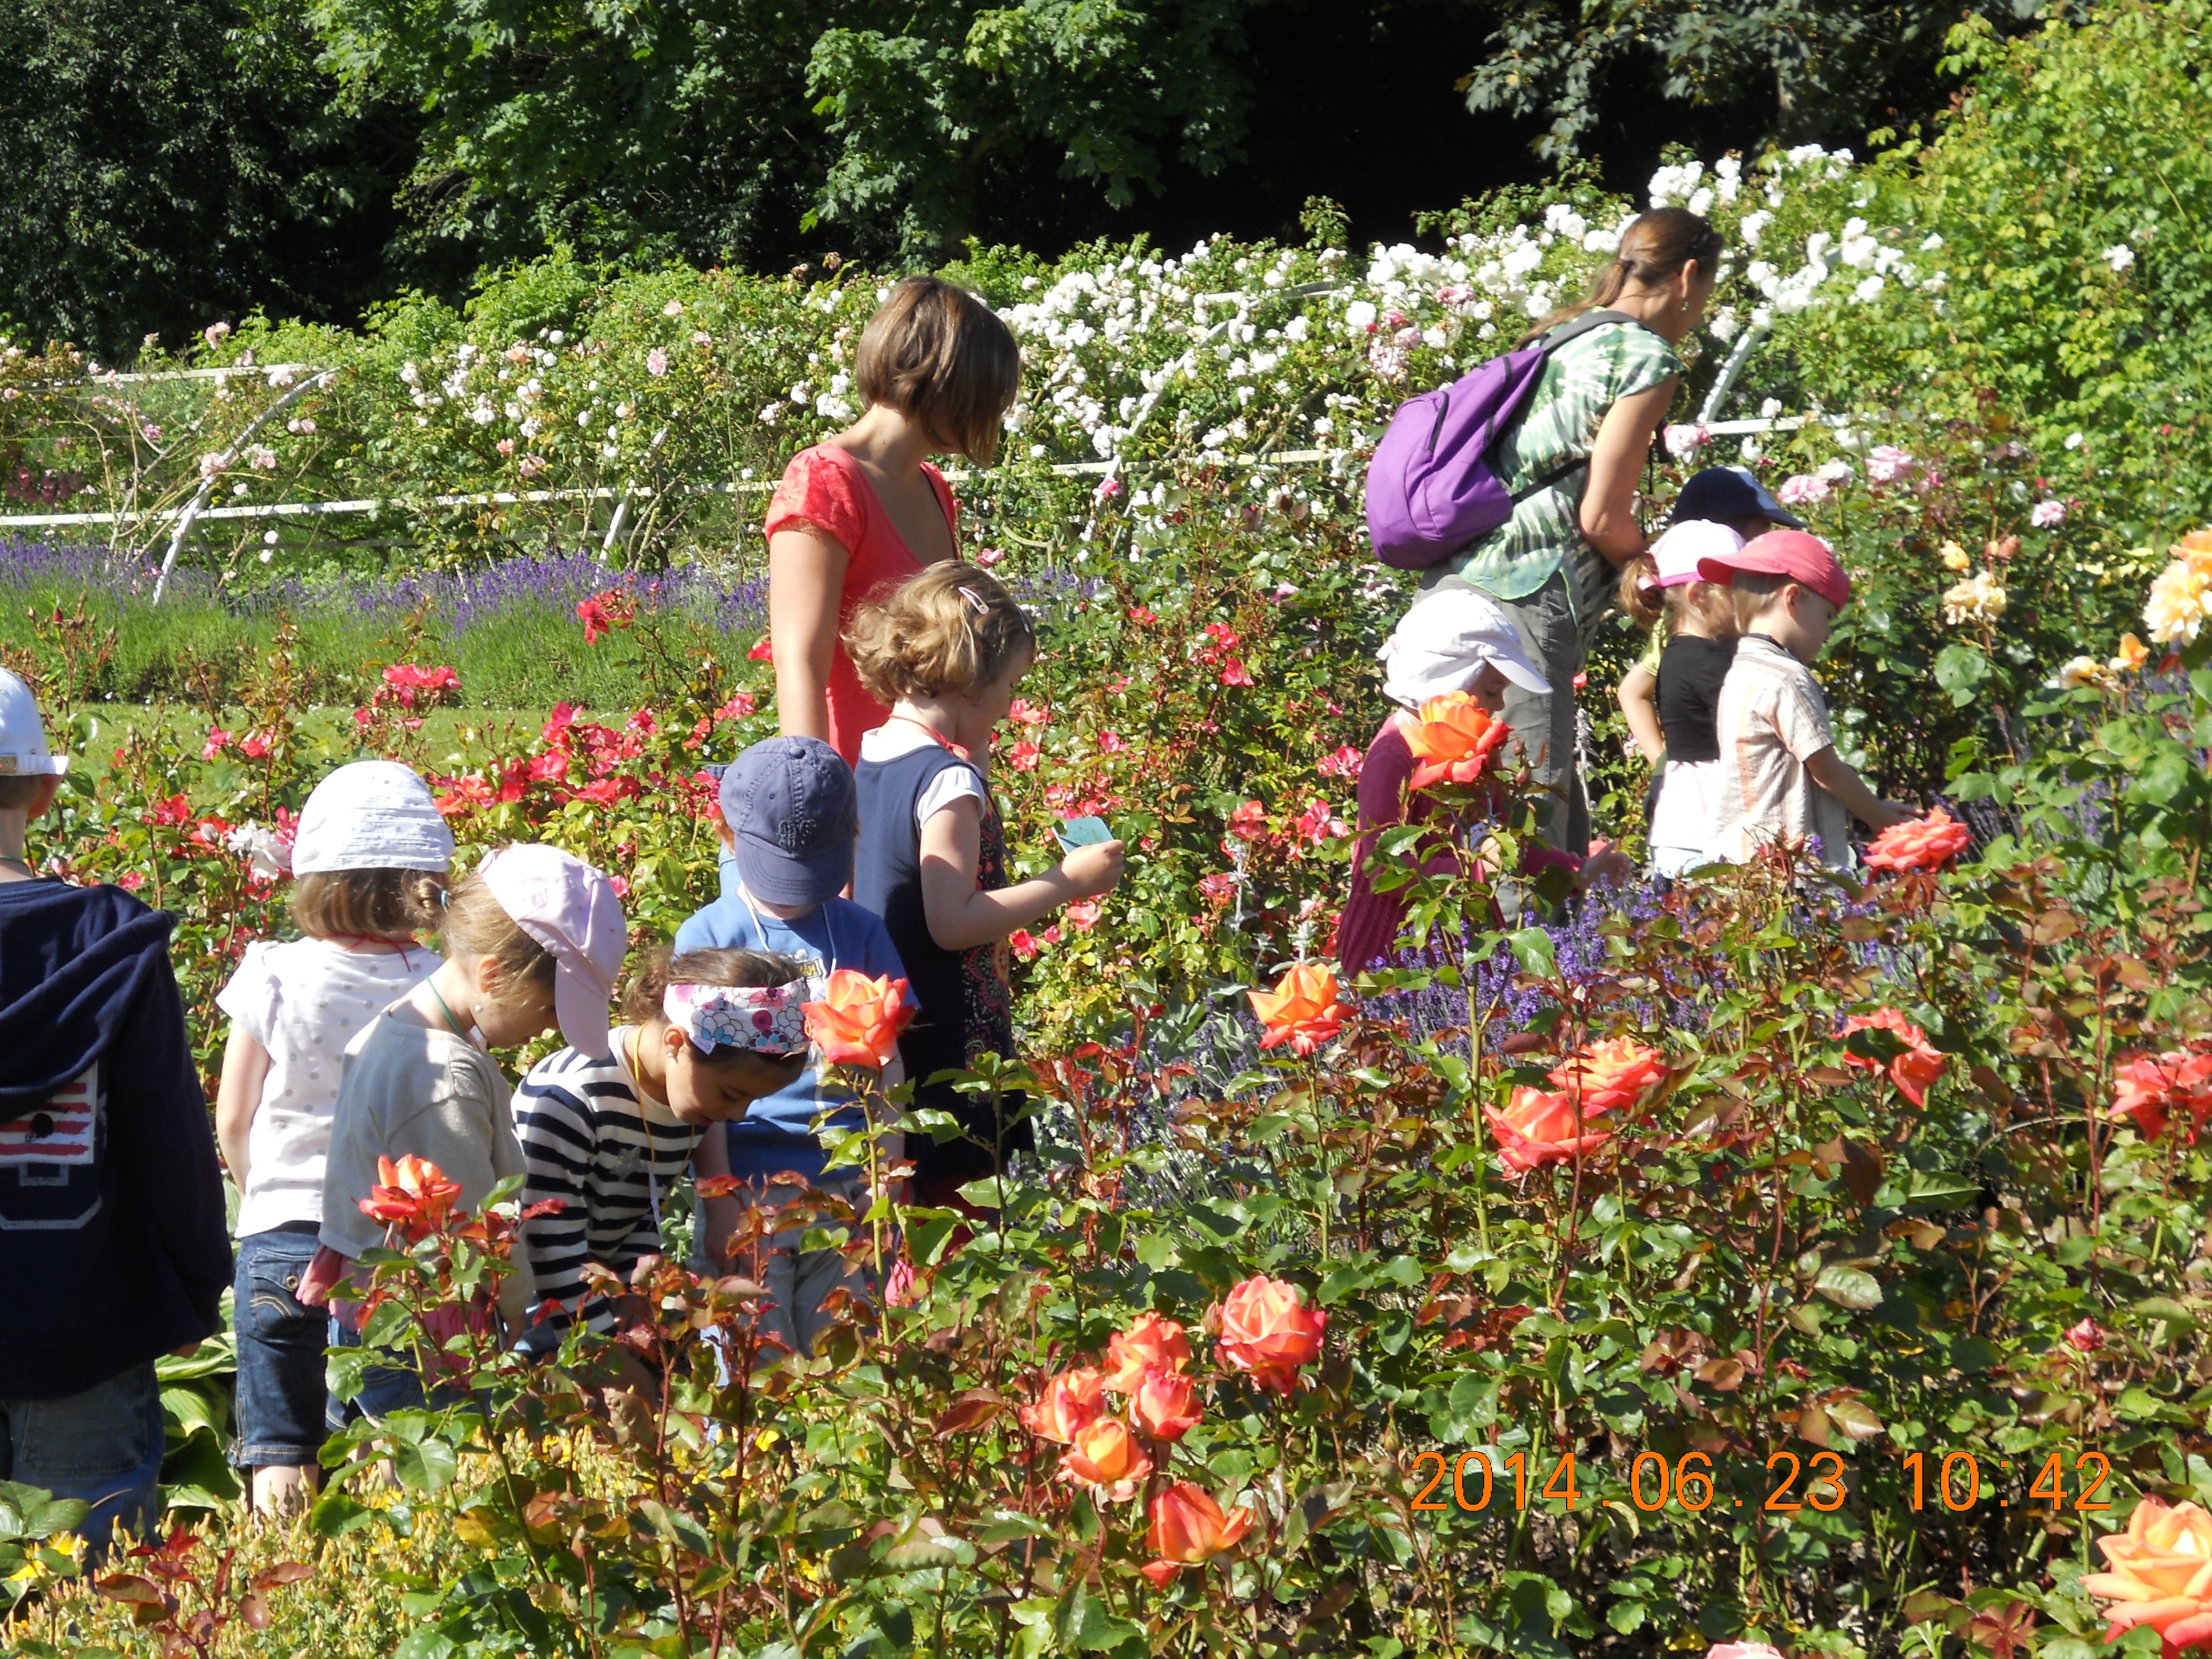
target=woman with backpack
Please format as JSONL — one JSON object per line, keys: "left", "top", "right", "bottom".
{"left": 1394, "top": 207, "right": 1723, "bottom": 856}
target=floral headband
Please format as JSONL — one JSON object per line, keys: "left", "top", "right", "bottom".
{"left": 663, "top": 980, "right": 816, "bottom": 1057}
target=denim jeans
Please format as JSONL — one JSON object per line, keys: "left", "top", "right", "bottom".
{"left": 232, "top": 1225, "right": 328, "bottom": 1468}
{"left": 0, "top": 1360, "right": 164, "bottom": 1554}
{"left": 326, "top": 1317, "right": 436, "bottom": 1423}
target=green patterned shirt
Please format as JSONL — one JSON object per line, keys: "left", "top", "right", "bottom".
{"left": 1420, "top": 319, "right": 1681, "bottom": 625}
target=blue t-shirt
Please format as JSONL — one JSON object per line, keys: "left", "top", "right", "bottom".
{"left": 673, "top": 888, "right": 909, "bottom": 1180}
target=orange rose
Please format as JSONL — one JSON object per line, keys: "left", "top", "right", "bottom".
{"left": 1484, "top": 1086, "right": 1613, "bottom": 1172}
{"left": 802, "top": 969, "right": 914, "bottom": 1070}
{"left": 1102, "top": 1312, "right": 1192, "bottom": 1392}
{"left": 1128, "top": 1366, "right": 1204, "bottom": 1442}
{"left": 1397, "top": 692, "right": 1514, "bottom": 792}
{"left": 2114, "top": 633, "right": 2152, "bottom": 674}
{"left": 2111, "top": 1051, "right": 2212, "bottom": 1142}
{"left": 1215, "top": 1274, "right": 1326, "bottom": 1395}
{"left": 1548, "top": 1036, "right": 1667, "bottom": 1117}
{"left": 1141, "top": 1481, "right": 1254, "bottom": 1586}
{"left": 1247, "top": 962, "right": 1352, "bottom": 1056}
{"left": 2081, "top": 1496, "right": 2212, "bottom": 1652}
{"left": 1839, "top": 1009, "right": 1947, "bottom": 1107}
{"left": 1863, "top": 807, "right": 1973, "bottom": 875}
{"left": 1058, "top": 1416, "right": 1152, "bottom": 1497}
{"left": 358, "top": 1154, "right": 463, "bottom": 1241}
{"left": 1019, "top": 1366, "right": 1106, "bottom": 1444}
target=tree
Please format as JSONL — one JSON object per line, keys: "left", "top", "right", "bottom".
{"left": 1462, "top": 0, "right": 2044, "bottom": 164}
{"left": 296, "top": 0, "right": 1261, "bottom": 269}
{"left": 0, "top": 0, "right": 432, "bottom": 355}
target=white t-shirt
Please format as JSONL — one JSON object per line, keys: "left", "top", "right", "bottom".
{"left": 217, "top": 937, "right": 441, "bottom": 1236}
{"left": 858, "top": 721, "right": 988, "bottom": 829}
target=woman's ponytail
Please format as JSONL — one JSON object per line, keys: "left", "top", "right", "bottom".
{"left": 1520, "top": 207, "right": 1725, "bottom": 345}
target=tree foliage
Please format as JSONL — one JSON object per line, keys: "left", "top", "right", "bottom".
{"left": 0, "top": 0, "right": 432, "bottom": 356}
{"left": 1463, "top": 0, "right": 2043, "bottom": 162}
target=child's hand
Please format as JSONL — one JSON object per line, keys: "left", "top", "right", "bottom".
{"left": 1060, "top": 839, "right": 1126, "bottom": 898}
{"left": 1875, "top": 799, "right": 1918, "bottom": 830}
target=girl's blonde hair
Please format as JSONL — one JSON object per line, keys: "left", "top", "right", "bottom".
{"left": 622, "top": 945, "right": 810, "bottom": 1026}
{"left": 1520, "top": 207, "right": 1724, "bottom": 345}
{"left": 440, "top": 872, "right": 556, "bottom": 996}
{"left": 1617, "top": 561, "right": 1738, "bottom": 637}
{"left": 846, "top": 562, "right": 1035, "bottom": 704}
{"left": 855, "top": 277, "right": 1022, "bottom": 464}
{"left": 293, "top": 868, "right": 449, "bottom": 942}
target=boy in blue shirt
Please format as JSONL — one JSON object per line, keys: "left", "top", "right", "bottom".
{"left": 679, "top": 735, "right": 909, "bottom": 1357}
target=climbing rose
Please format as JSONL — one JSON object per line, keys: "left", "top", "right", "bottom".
{"left": 1548, "top": 1036, "right": 1667, "bottom": 1117}
{"left": 1485, "top": 1086, "right": 1614, "bottom": 1172}
{"left": 2110, "top": 1050, "right": 2212, "bottom": 1142}
{"left": 1019, "top": 1367, "right": 1105, "bottom": 1444}
{"left": 1839, "top": 1008, "right": 1948, "bottom": 1107}
{"left": 1058, "top": 1417, "right": 1151, "bottom": 1498}
{"left": 1102, "top": 1313, "right": 1192, "bottom": 1391}
{"left": 1141, "top": 1483, "right": 1253, "bottom": 1586}
{"left": 1864, "top": 807, "right": 1972, "bottom": 874}
{"left": 801, "top": 971, "right": 913, "bottom": 1070}
{"left": 359, "top": 1155, "right": 462, "bottom": 1241}
{"left": 2081, "top": 1497, "right": 2212, "bottom": 1652}
{"left": 1128, "top": 1368, "right": 1204, "bottom": 1442}
{"left": 1247, "top": 962, "right": 1352, "bottom": 1055}
{"left": 1214, "top": 1274, "right": 1326, "bottom": 1395}
{"left": 1397, "top": 692, "right": 1512, "bottom": 791}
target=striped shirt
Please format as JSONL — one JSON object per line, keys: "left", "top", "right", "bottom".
{"left": 513, "top": 1037, "right": 701, "bottom": 1346}
{"left": 1712, "top": 633, "right": 1853, "bottom": 870}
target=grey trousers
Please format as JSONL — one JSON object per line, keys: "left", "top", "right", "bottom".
{"left": 1488, "top": 572, "right": 1589, "bottom": 857}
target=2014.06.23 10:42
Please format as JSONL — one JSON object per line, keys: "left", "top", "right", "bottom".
{"left": 1406, "top": 1447, "right": 2118, "bottom": 1517}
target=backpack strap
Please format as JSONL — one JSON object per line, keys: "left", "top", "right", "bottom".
{"left": 1506, "top": 309, "right": 1668, "bottom": 502}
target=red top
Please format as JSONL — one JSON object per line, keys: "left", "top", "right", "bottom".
{"left": 764, "top": 445, "right": 959, "bottom": 766}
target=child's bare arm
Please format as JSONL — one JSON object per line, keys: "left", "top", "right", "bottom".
{"left": 918, "top": 797, "right": 1124, "bottom": 952}
{"left": 692, "top": 1128, "right": 737, "bottom": 1272}
{"left": 1616, "top": 663, "right": 1665, "bottom": 765}
{"left": 1804, "top": 747, "right": 1913, "bottom": 833}
{"left": 214, "top": 1026, "right": 272, "bottom": 1188}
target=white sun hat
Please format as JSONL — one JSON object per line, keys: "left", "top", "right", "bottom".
{"left": 1379, "top": 587, "right": 1552, "bottom": 709}
{"left": 293, "top": 760, "right": 455, "bottom": 875}
{"left": 0, "top": 668, "right": 68, "bottom": 778}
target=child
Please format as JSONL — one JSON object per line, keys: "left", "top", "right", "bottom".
{"left": 765, "top": 275, "right": 1025, "bottom": 765}
{"left": 1697, "top": 531, "right": 1913, "bottom": 869}
{"left": 307, "top": 843, "right": 625, "bottom": 1415}
{"left": 848, "top": 563, "right": 1124, "bottom": 1209}
{"left": 676, "top": 735, "right": 915, "bottom": 1355}
{"left": 1611, "top": 521, "right": 1744, "bottom": 878}
{"left": 0, "top": 669, "right": 230, "bottom": 1550}
{"left": 514, "top": 946, "right": 812, "bottom": 1365}
{"left": 1670, "top": 464, "right": 1797, "bottom": 540}
{"left": 1334, "top": 585, "right": 1554, "bottom": 972}
{"left": 215, "top": 761, "right": 452, "bottom": 1516}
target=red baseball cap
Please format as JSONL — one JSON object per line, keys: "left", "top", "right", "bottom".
{"left": 1696, "top": 529, "right": 1851, "bottom": 612}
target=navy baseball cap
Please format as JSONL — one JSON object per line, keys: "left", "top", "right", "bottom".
{"left": 1673, "top": 465, "right": 1804, "bottom": 531}
{"left": 718, "top": 736, "right": 858, "bottom": 909}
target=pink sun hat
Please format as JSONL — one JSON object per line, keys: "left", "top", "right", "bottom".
{"left": 1698, "top": 528, "right": 1853, "bottom": 613}
{"left": 477, "top": 843, "right": 627, "bottom": 1058}
{"left": 1650, "top": 519, "right": 1744, "bottom": 588}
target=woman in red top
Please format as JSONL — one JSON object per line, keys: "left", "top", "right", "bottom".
{"left": 765, "top": 276, "right": 1023, "bottom": 765}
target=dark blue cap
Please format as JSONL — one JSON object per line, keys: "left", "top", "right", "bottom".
{"left": 1673, "top": 465, "right": 1804, "bottom": 532}
{"left": 718, "top": 736, "right": 857, "bottom": 910}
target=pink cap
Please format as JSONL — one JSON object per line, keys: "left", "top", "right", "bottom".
{"left": 1697, "top": 529, "right": 1851, "bottom": 612}
{"left": 1651, "top": 520, "right": 1743, "bottom": 588}
{"left": 477, "top": 844, "right": 627, "bottom": 1058}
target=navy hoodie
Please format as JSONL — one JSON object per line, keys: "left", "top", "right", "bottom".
{"left": 0, "top": 879, "right": 230, "bottom": 1399}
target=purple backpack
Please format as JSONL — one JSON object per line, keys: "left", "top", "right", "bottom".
{"left": 1364, "top": 309, "right": 1640, "bottom": 570}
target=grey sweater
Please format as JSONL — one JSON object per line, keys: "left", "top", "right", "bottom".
{"left": 319, "top": 1014, "right": 534, "bottom": 1330}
